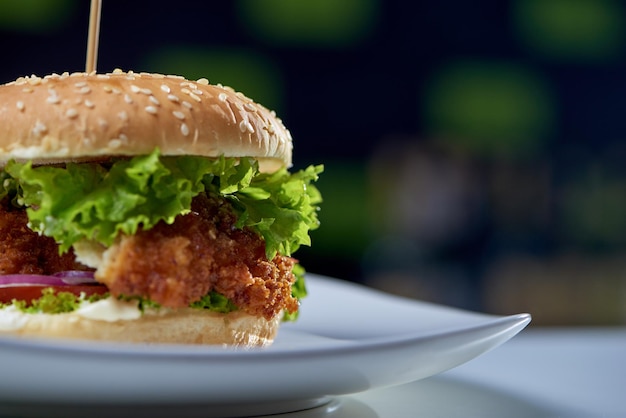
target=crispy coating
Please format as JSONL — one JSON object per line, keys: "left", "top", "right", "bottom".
{"left": 0, "top": 199, "right": 89, "bottom": 274}
{"left": 98, "top": 194, "right": 299, "bottom": 320}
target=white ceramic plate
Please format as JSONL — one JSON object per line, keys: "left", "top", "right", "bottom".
{"left": 0, "top": 274, "right": 530, "bottom": 417}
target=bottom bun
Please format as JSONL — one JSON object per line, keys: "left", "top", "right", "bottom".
{"left": 0, "top": 308, "right": 282, "bottom": 347}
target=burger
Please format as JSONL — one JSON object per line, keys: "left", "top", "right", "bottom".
{"left": 0, "top": 70, "right": 322, "bottom": 347}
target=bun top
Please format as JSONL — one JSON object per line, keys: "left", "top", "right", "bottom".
{"left": 0, "top": 70, "right": 292, "bottom": 171}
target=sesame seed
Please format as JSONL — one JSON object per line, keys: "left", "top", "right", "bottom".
{"left": 145, "top": 106, "right": 158, "bottom": 114}
{"left": 108, "top": 139, "right": 122, "bottom": 148}
{"left": 160, "top": 84, "right": 171, "bottom": 93}
{"left": 78, "top": 86, "right": 91, "bottom": 94}
{"left": 244, "top": 103, "right": 257, "bottom": 112}
{"left": 118, "top": 111, "right": 128, "bottom": 121}
{"left": 140, "top": 88, "right": 153, "bottom": 95}
{"left": 113, "top": 68, "right": 123, "bottom": 74}
{"left": 111, "top": 88, "right": 121, "bottom": 95}
{"left": 22, "top": 87, "right": 33, "bottom": 93}
{"left": 197, "top": 78, "right": 209, "bottom": 85}
{"left": 172, "top": 111, "right": 185, "bottom": 120}
{"left": 188, "top": 92, "right": 201, "bottom": 102}
{"left": 182, "top": 101, "right": 192, "bottom": 109}
{"left": 180, "top": 123, "right": 190, "bottom": 136}
{"left": 167, "top": 94, "right": 180, "bottom": 103}
{"left": 124, "top": 94, "right": 133, "bottom": 104}
{"left": 149, "top": 95, "right": 160, "bottom": 106}
{"left": 16, "top": 101, "right": 25, "bottom": 111}
{"left": 181, "top": 88, "right": 191, "bottom": 95}
{"left": 130, "top": 85, "right": 141, "bottom": 93}
{"left": 103, "top": 85, "right": 113, "bottom": 93}
{"left": 239, "top": 120, "right": 248, "bottom": 133}
{"left": 192, "top": 89, "right": 203, "bottom": 96}
{"left": 84, "top": 99, "right": 95, "bottom": 108}
{"left": 261, "top": 128, "right": 270, "bottom": 142}
{"left": 218, "top": 93, "right": 227, "bottom": 102}
{"left": 98, "top": 118, "right": 108, "bottom": 130}
{"left": 47, "top": 96, "right": 61, "bottom": 104}
{"left": 246, "top": 121, "right": 255, "bottom": 133}
{"left": 33, "top": 121, "right": 48, "bottom": 135}
{"left": 234, "top": 102, "right": 244, "bottom": 111}
{"left": 65, "top": 108, "right": 78, "bottom": 118}
{"left": 74, "top": 82, "right": 87, "bottom": 88}
{"left": 166, "top": 74, "right": 184, "bottom": 80}
{"left": 96, "top": 74, "right": 110, "bottom": 79}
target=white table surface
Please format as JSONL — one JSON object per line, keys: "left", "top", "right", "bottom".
{"left": 299, "top": 326, "right": 626, "bottom": 418}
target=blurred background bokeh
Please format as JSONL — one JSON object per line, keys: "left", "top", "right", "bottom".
{"left": 1, "top": 0, "right": 625, "bottom": 325}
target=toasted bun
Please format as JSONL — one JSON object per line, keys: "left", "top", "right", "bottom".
{"left": 0, "top": 306, "right": 281, "bottom": 347}
{"left": 0, "top": 70, "right": 292, "bottom": 172}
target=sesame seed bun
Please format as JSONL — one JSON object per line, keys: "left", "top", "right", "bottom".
{"left": 0, "top": 70, "right": 292, "bottom": 171}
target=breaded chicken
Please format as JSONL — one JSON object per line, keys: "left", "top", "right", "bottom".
{"left": 96, "top": 193, "right": 298, "bottom": 320}
{"left": 0, "top": 199, "right": 88, "bottom": 274}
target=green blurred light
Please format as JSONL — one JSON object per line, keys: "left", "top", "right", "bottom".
{"left": 422, "top": 61, "right": 555, "bottom": 158}
{"left": 236, "top": 0, "right": 379, "bottom": 47}
{"left": 513, "top": 0, "right": 624, "bottom": 61}
{"left": 561, "top": 168, "right": 626, "bottom": 248}
{"left": 141, "top": 47, "right": 284, "bottom": 114}
{"left": 0, "top": 0, "right": 76, "bottom": 32}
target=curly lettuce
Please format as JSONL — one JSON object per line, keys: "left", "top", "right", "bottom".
{"left": 1, "top": 148, "right": 323, "bottom": 261}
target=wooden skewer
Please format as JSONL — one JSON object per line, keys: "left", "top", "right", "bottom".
{"left": 85, "top": 0, "right": 102, "bottom": 74}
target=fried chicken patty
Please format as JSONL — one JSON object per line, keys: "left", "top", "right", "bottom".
{"left": 97, "top": 193, "right": 299, "bottom": 320}
{"left": 0, "top": 199, "right": 88, "bottom": 274}
{"left": 0, "top": 194, "right": 299, "bottom": 320}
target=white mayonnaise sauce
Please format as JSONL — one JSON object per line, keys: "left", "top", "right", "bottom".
{"left": 0, "top": 306, "right": 29, "bottom": 331}
{"left": 75, "top": 298, "right": 142, "bottom": 322}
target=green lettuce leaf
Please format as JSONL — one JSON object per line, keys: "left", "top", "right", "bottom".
{"left": 2, "top": 149, "right": 322, "bottom": 260}
{"left": 205, "top": 159, "right": 323, "bottom": 259}
{"left": 189, "top": 291, "right": 239, "bottom": 313}
{"left": 283, "top": 263, "right": 307, "bottom": 322}
{"left": 0, "top": 288, "right": 109, "bottom": 314}
{"left": 0, "top": 288, "right": 240, "bottom": 315}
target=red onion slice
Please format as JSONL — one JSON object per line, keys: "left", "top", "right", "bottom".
{"left": 0, "top": 271, "right": 99, "bottom": 287}
{"left": 52, "top": 270, "right": 98, "bottom": 285}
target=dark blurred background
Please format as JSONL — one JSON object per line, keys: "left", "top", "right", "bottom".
{"left": 1, "top": 0, "right": 625, "bottom": 325}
